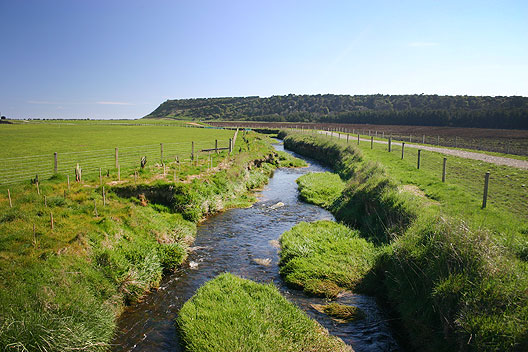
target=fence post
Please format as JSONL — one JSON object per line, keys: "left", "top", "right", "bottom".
{"left": 482, "top": 172, "right": 490, "bottom": 208}
{"left": 401, "top": 142, "right": 405, "bottom": 159}
{"left": 347, "top": 134, "right": 349, "bottom": 143}
{"left": 437, "top": 136, "right": 440, "bottom": 145}
{"left": 229, "top": 138, "right": 232, "bottom": 154}
{"left": 417, "top": 150, "right": 421, "bottom": 169}
{"left": 357, "top": 134, "right": 360, "bottom": 145}
{"left": 388, "top": 137, "right": 392, "bottom": 152}
{"left": 423, "top": 135, "right": 425, "bottom": 144}
{"left": 160, "top": 143, "right": 164, "bottom": 163}
{"left": 7, "top": 189, "right": 12, "bottom": 208}
{"left": 442, "top": 157, "right": 447, "bottom": 182}
{"left": 54, "top": 152, "right": 58, "bottom": 173}
{"left": 115, "top": 148, "right": 119, "bottom": 168}
{"left": 215, "top": 139, "right": 218, "bottom": 154}
{"left": 371, "top": 136, "right": 373, "bottom": 149}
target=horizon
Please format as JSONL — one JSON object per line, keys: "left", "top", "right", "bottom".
{"left": 1, "top": 0, "right": 527, "bottom": 119}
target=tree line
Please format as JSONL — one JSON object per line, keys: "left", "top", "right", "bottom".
{"left": 145, "top": 94, "right": 528, "bottom": 129}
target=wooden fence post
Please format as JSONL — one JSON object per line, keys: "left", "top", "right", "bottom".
{"left": 423, "top": 135, "right": 425, "bottom": 144}
{"left": 228, "top": 139, "right": 232, "bottom": 154}
{"left": 371, "top": 136, "right": 374, "bottom": 149}
{"left": 118, "top": 165, "right": 121, "bottom": 181}
{"left": 482, "top": 172, "right": 490, "bottom": 208}
{"left": 357, "top": 134, "right": 360, "bottom": 145}
{"left": 388, "top": 137, "right": 392, "bottom": 152}
{"left": 346, "top": 134, "right": 349, "bottom": 143}
{"left": 115, "top": 147, "right": 119, "bottom": 168}
{"left": 442, "top": 157, "right": 447, "bottom": 182}
{"left": 54, "top": 152, "right": 58, "bottom": 173}
{"left": 7, "top": 189, "right": 12, "bottom": 208}
{"left": 401, "top": 142, "right": 405, "bottom": 159}
{"left": 417, "top": 150, "right": 421, "bottom": 169}
{"left": 215, "top": 139, "right": 218, "bottom": 154}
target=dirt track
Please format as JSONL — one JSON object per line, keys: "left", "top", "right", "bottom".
{"left": 321, "top": 131, "right": 528, "bottom": 170}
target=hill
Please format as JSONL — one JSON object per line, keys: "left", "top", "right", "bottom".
{"left": 144, "top": 94, "right": 528, "bottom": 130}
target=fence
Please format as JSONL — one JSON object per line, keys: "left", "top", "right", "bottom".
{"left": 310, "top": 129, "right": 528, "bottom": 215}
{"left": 209, "top": 122, "right": 528, "bottom": 157}
{"left": 0, "top": 139, "right": 232, "bottom": 186}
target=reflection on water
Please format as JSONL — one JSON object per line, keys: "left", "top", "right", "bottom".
{"left": 112, "top": 141, "right": 401, "bottom": 352}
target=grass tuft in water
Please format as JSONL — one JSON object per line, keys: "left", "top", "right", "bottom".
{"left": 177, "top": 273, "right": 351, "bottom": 352}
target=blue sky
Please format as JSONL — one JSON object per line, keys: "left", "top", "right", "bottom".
{"left": 1, "top": 0, "right": 527, "bottom": 119}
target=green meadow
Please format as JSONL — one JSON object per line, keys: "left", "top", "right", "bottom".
{"left": 0, "top": 120, "right": 232, "bottom": 156}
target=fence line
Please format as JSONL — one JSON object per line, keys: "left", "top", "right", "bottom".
{"left": 0, "top": 139, "right": 231, "bottom": 186}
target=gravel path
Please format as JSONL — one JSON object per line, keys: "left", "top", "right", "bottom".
{"left": 320, "top": 131, "right": 528, "bottom": 170}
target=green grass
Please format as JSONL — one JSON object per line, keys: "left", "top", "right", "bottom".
{"left": 280, "top": 131, "right": 528, "bottom": 351}
{"left": 0, "top": 120, "right": 233, "bottom": 156}
{"left": 0, "top": 131, "right": 296, "bottom": 351}
{"left": 296, "top": 172, "right": 345, "bottom": 208}
{"left": 312, "top": 302, "right": 366, "bottom": 322}
{"left": 177, "top": 273, "right": 351, "bottom": 352}
{"left": 276, "top": 150, "right": 308, "bottom": 168}
{"left": 279, "top": 221, "right": 377, "bottom": 298}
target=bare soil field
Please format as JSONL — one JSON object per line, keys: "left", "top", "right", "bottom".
{"left": 209, "top": 121, "right": 528, "bottom": 156}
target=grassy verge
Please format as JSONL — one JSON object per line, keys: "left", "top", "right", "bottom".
{"left": 176, "top": 273, "right": 351, "bottom": 352}
{"left": 279, "top": 131, "right": 528, "bottom": 352}
{"left": 279, "top": 220, "right": 377, "bottom": 298}
{"left": 0, "top": 132, "right": 298, "bottom": 351}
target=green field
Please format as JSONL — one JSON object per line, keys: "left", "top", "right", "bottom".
{"left": 0, "top": 121, "right": 235, "bottom": 185}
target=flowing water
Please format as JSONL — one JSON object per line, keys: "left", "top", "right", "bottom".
{"left": 112, "top": 141, "right": 401, "bottom": 352}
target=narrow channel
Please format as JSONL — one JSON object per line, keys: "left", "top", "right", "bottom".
{"left": 112, "top": 141, "right": 401, "bottom": 352}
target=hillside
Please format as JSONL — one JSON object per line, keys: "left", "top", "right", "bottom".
{"left": 145, "top": 94, "right": 528, "bottom": 130}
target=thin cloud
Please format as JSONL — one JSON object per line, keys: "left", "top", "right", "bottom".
{"left": 27, "top": 100, "right": 60, "bottom": 105}
{"left": 408, "top": 42, "right": 439, "bottom": 47}
{"left": 96, "top": 101, "right": 133, "bottom": 105}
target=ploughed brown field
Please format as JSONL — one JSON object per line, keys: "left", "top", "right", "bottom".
{"left": 209, "top": 121, "right": 528, "bottom": 156}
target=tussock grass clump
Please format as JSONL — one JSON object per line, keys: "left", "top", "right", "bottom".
{"left": 177, "top": 273, "right": 351, "bottom": 352}
{"left": 279, "top": 220, "right": 377, "bottom": 298}
{"left": 312, "top": 302, "right": 366, "bottom": 322}
{"left": 381, "top": 214, "right": 528, "bottom": 351}
{"left": 296, "top": 172, "right": 345, "bottom": 208}
{"left": 276, "top": 150, "right": 308, "bottom": 167}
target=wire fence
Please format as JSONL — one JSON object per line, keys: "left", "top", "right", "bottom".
{"left": 209, "top": 122, "right": 528, "bottom": 157}
{"left": 0, "top": 139, "right": 232, "bottom": 186}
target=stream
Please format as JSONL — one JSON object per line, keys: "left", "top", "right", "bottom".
{"left": 112, "top": 141, "right": 401, "bottom": 352}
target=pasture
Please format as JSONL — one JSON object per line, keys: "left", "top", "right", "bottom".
{"left": 0, "top": 121, "right": 234, "bottom": 185}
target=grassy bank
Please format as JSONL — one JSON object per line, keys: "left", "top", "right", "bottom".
{"left": 176, "top": 273, "right": 351, "bottom": 352}
{"left": 0, "top": 132, "right": 301, "bottom": 351}
{"left": 279, "top": 131, "right": 528, "bottom": 352}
